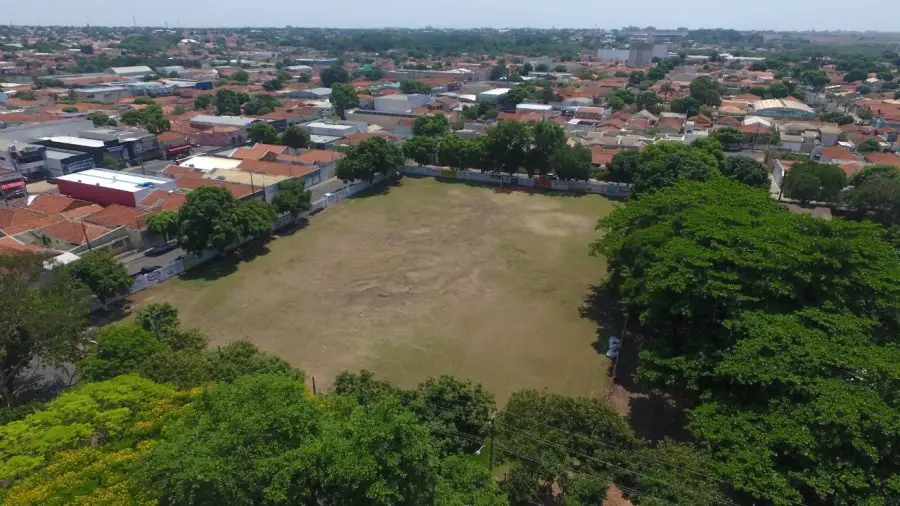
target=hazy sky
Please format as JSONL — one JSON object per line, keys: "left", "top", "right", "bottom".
{"left": 7, "top": 0, "right": 900, "bottom": 32}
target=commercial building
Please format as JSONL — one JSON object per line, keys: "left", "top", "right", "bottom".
{"left": 190, "top": 115, "right": 260, "bottom": 130}
{"left": 752, "top": 99, "right": 816, "bottom": 119}
{"left": 476, "top": 88, "right": 511, "bottom": 103}
{"left": 374, "top": 93, "right": 431, "bottom": 113}
{"left": 55, "top": 169, "right": 176, "bottom": 207}
{"left": 108, "top": 65, "right": 154, "bottom": 78}
{"left": 0, "top": 139, "right": 46, "bottom": 178}
{"left": 291, "top": 88, "right": 332, "bottom": 100}
{"left": 627, "top": 43, "right": 663, "bottom": 67}
{"left": 72, "top": 86, "right": 131, "bottom": 103}
{"left": 43, "top": 148, "right": 96, "bottom": 177}
{"left": 596, "top": 48, "right": 630, "bottom": 62}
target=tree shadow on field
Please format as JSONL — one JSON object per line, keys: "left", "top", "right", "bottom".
{"left": 180, "top": 240, "right": 271, "bottom": 282}
{"left": 349, "top": 177, "right": 402, "bottom": 199}
{"left": 580, "top": 283, "right": 690, "bottom": 442}
{"left": 413, "top": 173, "right": 588, "bottom": 198}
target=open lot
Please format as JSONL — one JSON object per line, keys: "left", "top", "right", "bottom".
{"left": 136, "top": 177, "right": 618, "bottom": 402}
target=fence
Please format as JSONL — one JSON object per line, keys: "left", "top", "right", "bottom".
{"left": 400, "top": 166, "right": 630, "bottom": 198}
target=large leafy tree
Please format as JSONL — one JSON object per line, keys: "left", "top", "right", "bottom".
{"left": 782, "top": 160, "right": 847, "bottom": 204}
{"left": 248, "top": 122, "right": 278, "bottom": 144}
{"left": 66, "top": 251, "right": 133, "bottom": 307}
{"left": 330, "top": 83, "right": 359, "bottom": 119}
{"left": 606, "top": 149, "right": 641, "bottom": 183}
{"left": 320, "top": 65, "right": 350, "bottom": 87}
{"left": 234, "top": 199, "right": 277, "bottom": 240}
{"left": 551, "top": 143, "right": 592, "bottom": 181}
{"left": 524, "top": 121, "right": 566, "bottom": 176}
{"left": 711, "top": 125, "right": 743, "bottom": 147}
{"left": 403, "top": 135, "right": 438, "bottom": 166}
{"left": 689, "top": 76, "right": 722, "bottom": 106}
{"left": 281, "top": 125, "right": 311, "bottom": 149}
{"left": 177, "top": 186, "right": 241, "bottom": 254}
{"left": 437, "top": 134, "right": 469, "bottom": 169}
{"left": 78, "top": 325, "right": 166, "bottom": 382}
{"left": 485, "top": 120, "right": 531, "bottom": 174}
{"left": 336, "top": 137, "right": 405, "bottom": 182}
{"left": 0, "top": 253, "right": 90, "bottom": 405}
{"left": 146, "top": 210, "right": 179, "bottom": 243}
{"left": 630, "top": 142, "right": 719, "bottom": 197}
{"left": 846, "top": 164, "right": 900, "bottom": 227}
{"left": 408, "top": 375, "right": 495, "bottom": 455}
{"left": 272, "top": 178, "right": 312, "bottom": 221}
{"left": 413, "top": 114, "right": 450, "bottom": 137}
{"left": 721, "top": 155, "right": 769, "bottom": 188}
{"left": 591, "top": 179, "right": 900, "bottom": 504}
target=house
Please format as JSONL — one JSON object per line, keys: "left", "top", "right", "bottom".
{"left": 772, "top": 159, "right": 795, "bottom": 187}
{"left": 863, "top": 152, "right": 900, "bottom": 167}
{"left": 781, "top": 134, "right": 804, "bottom": 153}
{"left": 39, "top": 219, "right": 112, "bottom": 251}
{"left": 476, "top": 88, "right": 511, "bottom": 104}
{"left": 657, "top": 116, "right": 684, "bottom": 134}
{"left": 589, "top": 146, "right": 622, "bottom": 167}
{"left": 138, "top": 190, "right": 188, "bottom": 211}
{"left": 27, "top": 194, "right": 95, "bottom": 215}
{"left": 0, "top": 207, "right": 63, "bottom": 236}
{"left": 284, "top": 88, "right": 332, "bottom": 100}
{"left": 231, "top": 143, "right": 289, "bottom": 161}
{"left": 819, "top": 124, "right": 842, "bottom": 147}
{"left": 156, "top": 131, "right": 193, "bottom": 159}
{"left": 820, "top": 146, "right": 860, "bottom": 164}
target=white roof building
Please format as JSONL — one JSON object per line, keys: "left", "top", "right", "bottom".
{"left": 108, "top": 65, "right": 154, "bottom": 77}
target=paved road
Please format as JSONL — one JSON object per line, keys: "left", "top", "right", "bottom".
{"left": 312, "top": 177, "right": 350, "bottom": 200}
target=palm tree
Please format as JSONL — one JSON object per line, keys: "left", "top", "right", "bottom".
{"left": 660, "top": 81, "right": 674, "bottom": 103}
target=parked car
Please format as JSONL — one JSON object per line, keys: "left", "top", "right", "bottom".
{"left": 146, "top": 242, "right": 177, "bottom": 256}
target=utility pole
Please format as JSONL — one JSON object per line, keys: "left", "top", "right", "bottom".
{"left": 606, "top": 312, "right": 629, "bottom": 402}
{"left": 488, "top": 413, "right": 496, "bottom": 472}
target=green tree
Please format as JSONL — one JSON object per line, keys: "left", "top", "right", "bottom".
{"left": 843, "top": 69, "right": 867, "bottom": 82}
{"left": 66, "top": 251, "right": 133, "bottom": 307}
{"left": 857, "top": 137, "right": 881, "bottom": 153}
{"left": 712, "top": 125, "right": 743, "bottom": 148}
{"left": 214, "top": 89, "right": 245, "bottom": 116}
{"left": 249, "top": 122, "right": 278, "bottom": 144}
{"left": 231, "top": 69, "right": 249, "bottom": 84}
{"left": 242, "top": 94, "right": 280, "bottom": 115}
{"left": 437, "top": 134, "right": 469, "bottom": 169}
{"left": 330, "top": 83, "right": 359, "bottom": 119}
{"left": 146, "top": 209, "right": 179, "bottom": 243}
{"left": 320, "top": 65, "right": 350, "bottom": 87}
{"left": 689, "top": 76, "right": 722, "bottom": 106}
{"left": 335, "top": 137, "right": 405, "bottom": 183}
{"left": 635, "top": 90, "right": 662, "bottom": 114}
{"left": 272, "top": 178, "right": 312, "bottom": 222}
{"left": 234, "top": 199, "right": 277, "bottom": 240}
{"left": 281, "top": 125, "right": 310, "bottom": 149}
{"left": 79, "top": 325, "right": 166, "bottom": 381}
{"left": 177, "top": 186, "right": 241, "bottom": 254}
{"left": 261, "top": 78, "right": 283, "bottom": 91}
{"left": 782, "top": 160, "right": 847, "bottom": 204}
{"left": 551, "top": 143, "right": 592, "bottom": 181}
{"left": 413, "top": 114, "right": 451, "bottom": 137}
{"left": 670, "top": 96, "right": 701, "bottom": 117}
{"left": 606, "top": 149, "right": 641, "bottom": 183}
{"left": 403, "top": 135, "right": 439, "bottom": 166}
{"left": 485, "top": 120, "right": 531, "bottom": 175}
{"left": 400, "top": 80, "right": 432, "bottom": 94}
{"left": 845, "top": 165, "right": 900, "bottom": 226}
{"left": 524, "top": 121, "right": 566, "bottom": 176}
{"left": 194, "top": 94, "right": 212, "bottom": 110}
{"left": 86, "top": 112, "right": 112, "bottom": 127}
{"left": 0, "top": 253, "right": 90, "bottom": 405}
{"left": 135, "top": 302, "right": 208, "bottom": 352}
{"left": 630, "top": 142, "right": 720, "bottom": 197}
{"left": 434, "top": 456, "right": 507, "bottom": 506}
{"left": 721, "top": 155, "right": 769, "bottom": 188}
{"left": 409, "top": 375, "right": 495, "bottom": 455}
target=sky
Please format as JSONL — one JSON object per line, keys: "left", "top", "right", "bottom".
{"left": 7, "top": 0, "right": 900, "bottom": 32}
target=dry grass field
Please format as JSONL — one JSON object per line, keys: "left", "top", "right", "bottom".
{"left": 136, "top": 177, "right": 618, "bottom": 402}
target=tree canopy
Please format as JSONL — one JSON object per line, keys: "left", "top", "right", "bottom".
{"left": 336, "top": 137, "right": 405, "bottom": 182}
{"left": 630, "top": 142, "right": 720, "bottom": 197}
{"left": 330, "top": 82, "right": 359, "bottom": 119}
{"left": 66, "top": 251, "right": 133, "bottom": 307}
{"left": 781, "top": 160, "right": 847, "bottom": 204}
{"left": 282, "top": 125, "right": 311, "bottom": 149}
{"left": 591, "top": 178, "right": 900, "bottom": 504}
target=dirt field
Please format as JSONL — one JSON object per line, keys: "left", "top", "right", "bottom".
{"left": 136, "top": 177, "right": 618, "bottom": 402}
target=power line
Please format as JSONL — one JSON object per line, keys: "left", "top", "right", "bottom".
{"left": 494, "top": 418, "right": 735, "bottom": 506}
{"left": 432, "top": 427, "right": 682, "bottom": 506}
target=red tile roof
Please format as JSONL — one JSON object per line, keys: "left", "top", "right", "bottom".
{"left": 279, "top": 149, "right": 343, "bottom": 165}
{"left": 27, "top": 194, "right": 95, "bottom": 215}
{"left": 862, "top": 152, "right": 900, "bottom": 167}
{"left": 0, "top": 236, "right": 48, "bottom": 254}
{"left": 84, "top": 204, "right": 150, "bottom": 229}
{"left": 41, "top": 220, "right": 111, "bottom": 246}
{"left": 176, "top": 176, "right": 254, "bottom": 199}
{"left": 590, "top": 146, "right": 622, "bottom": 166}
{"left": 820, "top": 146, "right": 858, "bottom": 162}
{"left": 0, "top": 208, "right": 64, "bottom": 235}
{"left": 138, "top": 190, "right": 188, "bottom": 211}
{"left": 238, "top": 159, "right": 318, "bottom": 178}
